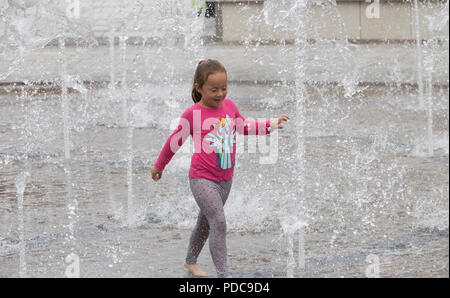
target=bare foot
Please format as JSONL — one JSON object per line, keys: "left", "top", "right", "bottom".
{"left": 226, "top": 275, "right": 232, "bottom": 278}
{"left": 184, "top": 261, "right": 207, "bottom": 277}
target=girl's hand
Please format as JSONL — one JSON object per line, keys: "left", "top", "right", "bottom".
{"left": 152, "top": 166, "right": 163, "bottom": 181}
{"left": 270, "top": 115, "right": 290, "bottom": 130}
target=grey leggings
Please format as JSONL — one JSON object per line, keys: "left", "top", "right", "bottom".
{"left": 186, "top": 178, "right": 233, "bottom": 278}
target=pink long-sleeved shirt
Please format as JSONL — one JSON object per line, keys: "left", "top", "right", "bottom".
{"left": 154, "top": 98, "right": 272, "bottom": 181}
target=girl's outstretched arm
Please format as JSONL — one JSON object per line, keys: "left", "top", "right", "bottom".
{"left": 153, "top": 109, "right": 192, "bottom": 181}
{"left": 231, "top": 100, "right": 290, "bottom": 135}
{"left": 232, "top": 103, "right": 271, "bottom": 135}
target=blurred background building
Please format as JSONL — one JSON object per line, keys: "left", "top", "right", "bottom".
{"left": 209, "top": 0, "right": 448, "bottom": 43}
{"left": 1, "top": 0, "right": 448, "bottom": 46}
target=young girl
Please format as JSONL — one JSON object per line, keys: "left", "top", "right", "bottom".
{"left": 151, "top": 59, "right": 290, "bottom": 278}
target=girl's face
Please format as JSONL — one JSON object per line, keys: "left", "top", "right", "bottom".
{"left": 195, "top": 72, "right": 228, "bottom": 109}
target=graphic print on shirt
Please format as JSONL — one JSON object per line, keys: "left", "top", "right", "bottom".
{"left": 204, "top": 114, "right": 236, "bottom": 170}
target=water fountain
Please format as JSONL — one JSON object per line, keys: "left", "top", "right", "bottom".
{"left": 0, "top": 0, "right": 448, "bottom": 278}
{"left": 414, "top": 0, "right": 426, "bottom": 110}
{"left": 14, "top": 167, "right": 29, "bottom": 277}
{"left": 262, "top": 0, "right": 311, "bottom": 277}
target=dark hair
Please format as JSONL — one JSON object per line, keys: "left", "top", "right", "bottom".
{"left": 191, "top": 59, "right": 227, "bottom": 103}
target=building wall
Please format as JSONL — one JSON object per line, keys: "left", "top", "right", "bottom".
{"left": 0, "top": 0, "right": 447, "bottom": 45}
{"left": 0, "top": 0, "right": 197, "bottom": 44}
{"left": 215, "top": 0, "right": 449, "bottom": 43}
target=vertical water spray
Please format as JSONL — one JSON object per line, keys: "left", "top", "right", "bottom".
{"left": 280, "top": 217, "right": 308, "bottom": 278}
{"left": 292, "top": 0, "right": 310, "bottom": 277}
{"left": 59, "top": 12, "right": 77, "bottom": 273}
{"left": 16, "top": 85, "right": 29, "bottom": 278}
{"left": 13, "top": 15, "right": 31, "bottom": 277}
{"left": 424, "top": 49, "right": 434, "bottom": 157}
{"left": 263, "top": 0, "right": 311, "bottom": 277}
{"left": 420, "top": 1, "right": 449, "bottom": 157}
{"left": 59, "top": 20, "right": 71, "bottom": 162}
{"left": 187, "top": 0, "right": 206, "bottom": 63}
{"left": 293, "top": 0, "right": 308, "bottom": 210}
{"left": 130, "top": 0, "right": 143, "bottom": 224}
{"left": 119, "top": 35, "right": 134, "bottom": 227}
{"left": 292, "top": 1, "right": 310, "bottom": 277}
{"left": 262, "top": 0, "right": 310, "bottom": 277}
{"left": 413, "top": 0, "right": 425, "bottom": 109}
{"left": 286, "top": 229, "right": 295, "bottom": 277}
{"left": 108, "top": 25, "right": 118, "bottom": 221}
{"left": 109, "top": 25, "right": 116, "bottom": 92}
{"left": 15, "top": 167, "right": 29, "bottom": 278}
{"left": 329, "top": 0, "right": 359, "bottom": 98}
